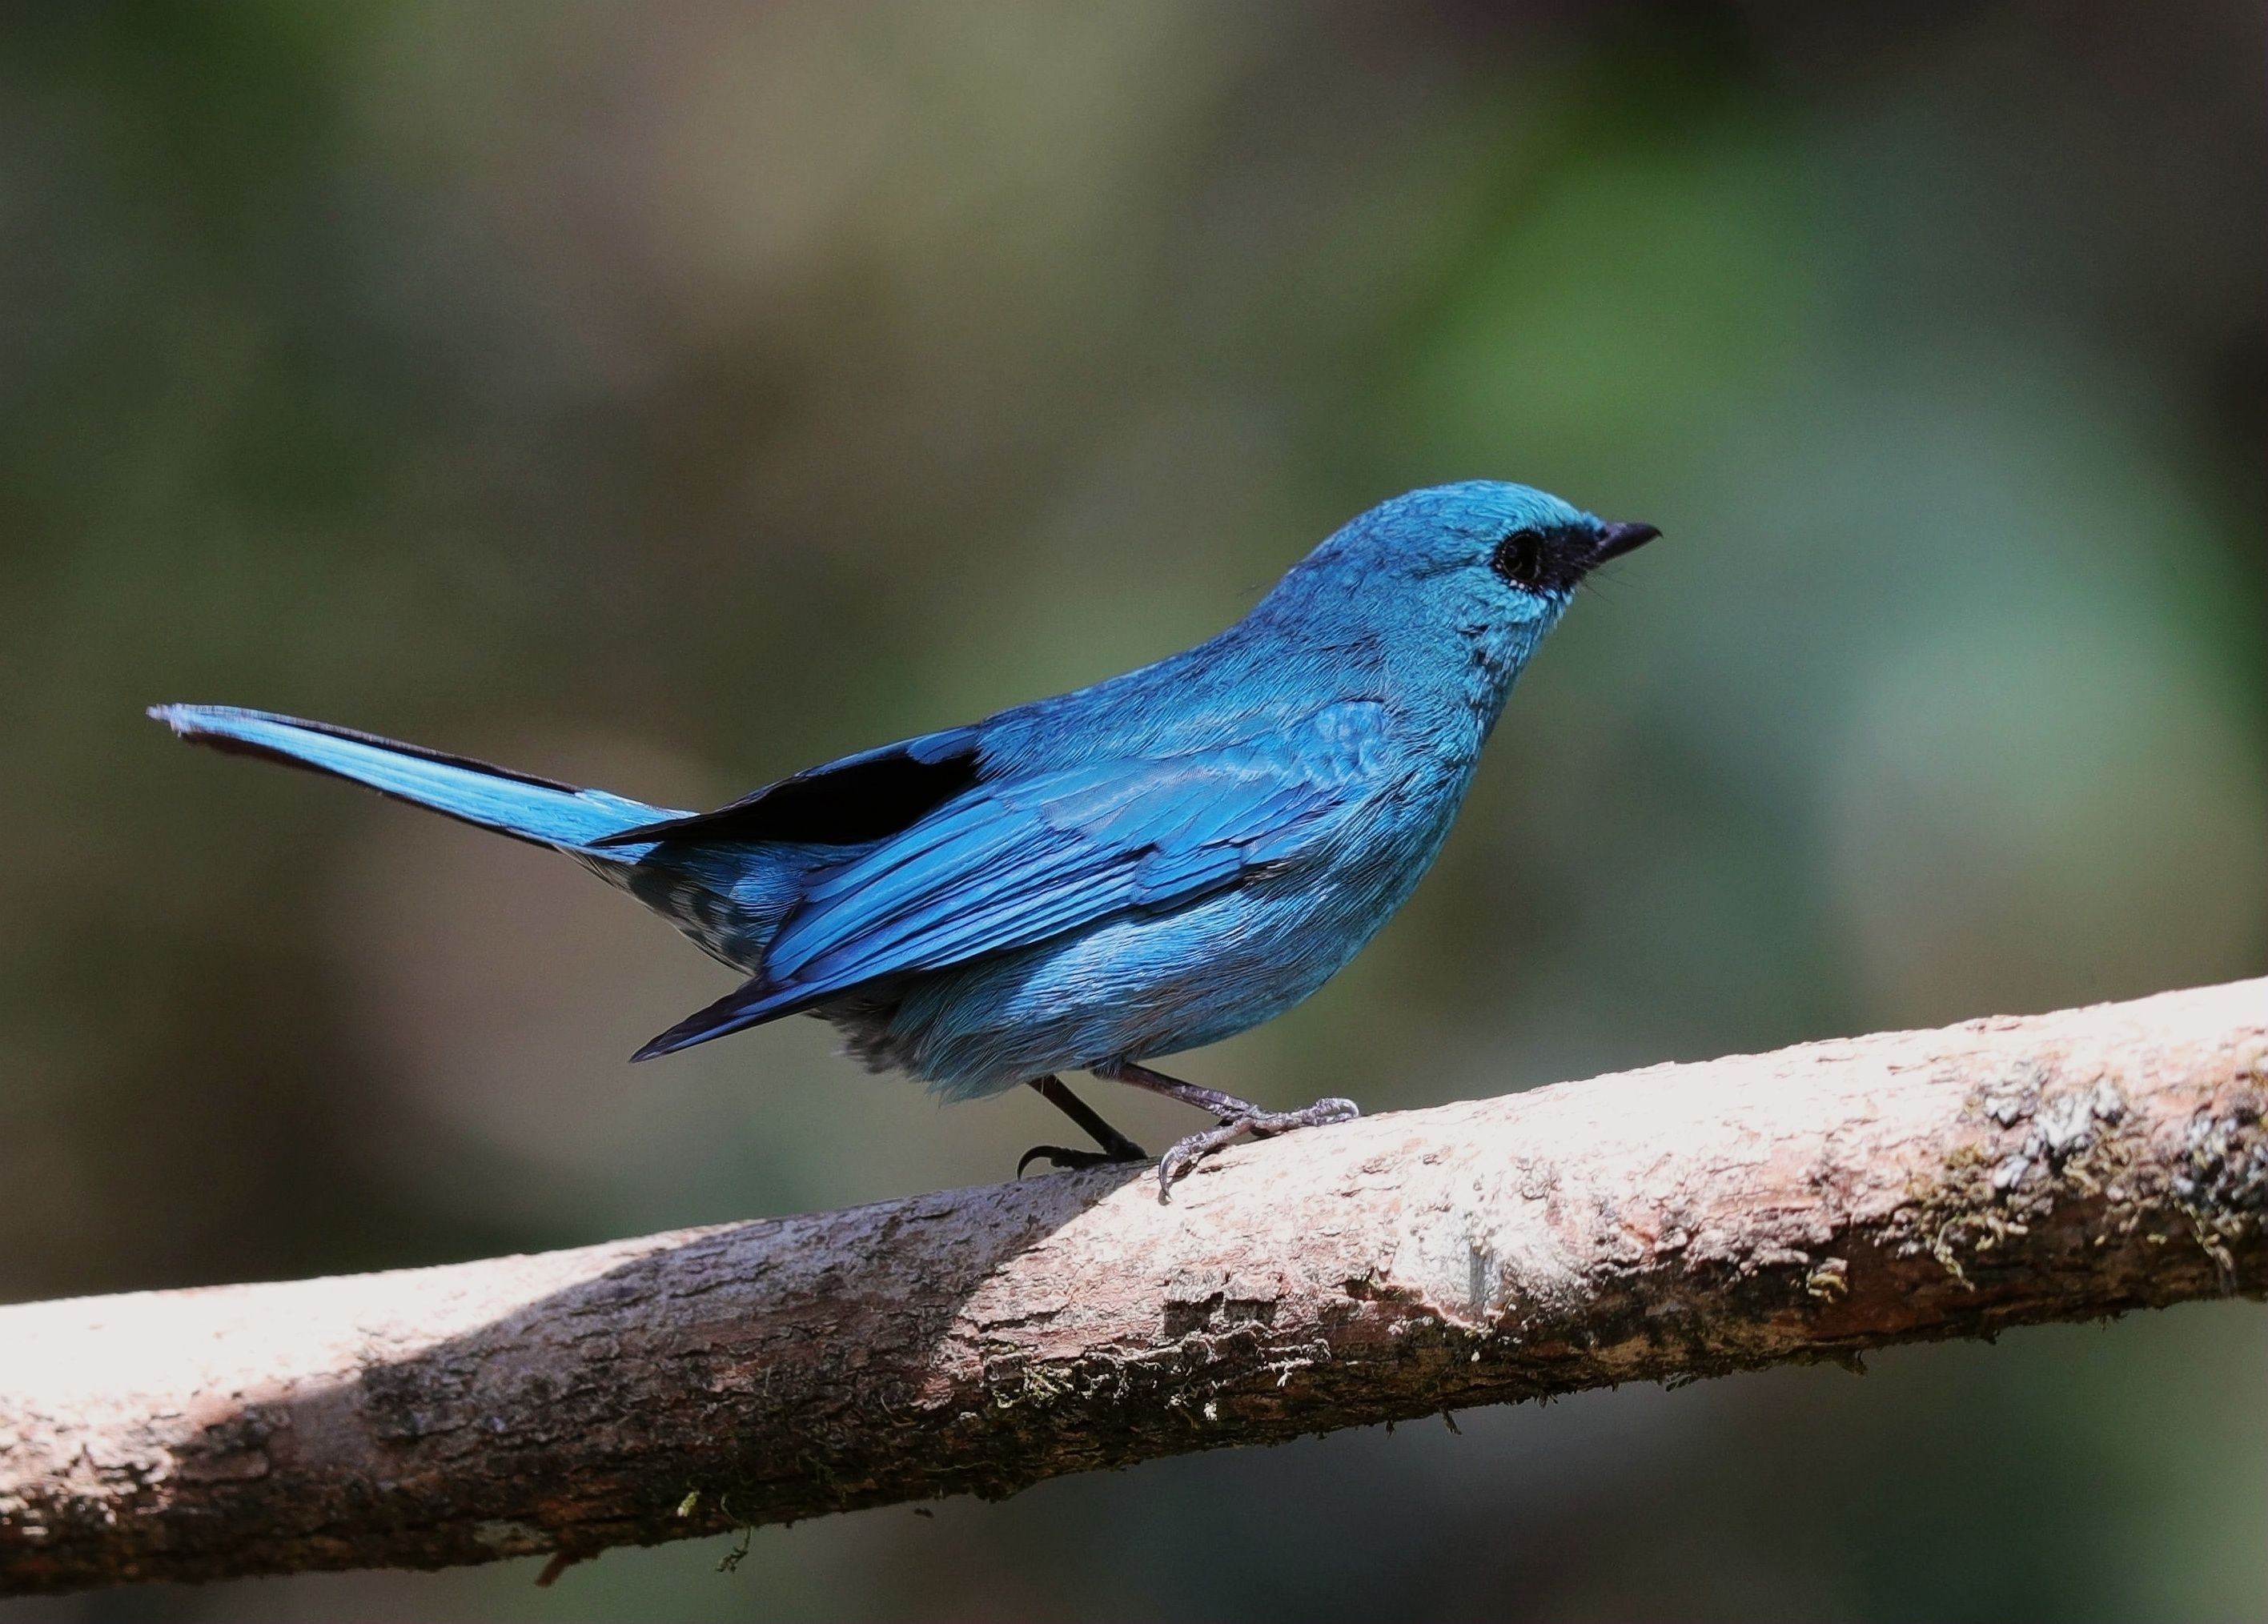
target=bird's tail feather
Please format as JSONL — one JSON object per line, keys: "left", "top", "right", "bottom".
{"left": 149, "top": 704, "right": 682, "bottom": 852}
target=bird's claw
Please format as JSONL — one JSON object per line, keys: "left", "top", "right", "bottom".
{"left": 1017, "top": 1143, "right": 1145, "bottom": 1178}
{"left": 1156, "top": 1096, "right": 1359, "bottom": 1200}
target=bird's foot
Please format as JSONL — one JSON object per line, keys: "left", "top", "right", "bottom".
{"left": 1156, "top": 1096, "right": 1359, "bottom": 1199}
{"left": 1016, "top": 1142, "right": 1148, "bottom": 1177}
{"left": 1017, "top": 1075, "right": 1149, "bottom": 1178}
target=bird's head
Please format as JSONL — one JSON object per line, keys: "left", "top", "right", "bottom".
{"left": 1263, "top": 480, "right": 1659, "bottom": 661}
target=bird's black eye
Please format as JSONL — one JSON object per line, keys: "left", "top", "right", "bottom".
{"left": 1491, "top": 528, "right": 1547, "bottom": 590}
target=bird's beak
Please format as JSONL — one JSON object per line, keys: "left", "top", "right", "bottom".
{"left": 1592, "top": 520, "right": 1660, "bottom": 563}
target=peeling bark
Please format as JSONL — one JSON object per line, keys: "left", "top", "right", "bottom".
{"left": 2, "top": 979, "right": 2264, "bottom": 1595}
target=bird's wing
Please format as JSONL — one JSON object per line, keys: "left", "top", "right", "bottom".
{"left": 589, "top": 724, "right": 985, "bottom": 848}
{"left": 632, "top": 700, "right": 1392, "bottom": 1058}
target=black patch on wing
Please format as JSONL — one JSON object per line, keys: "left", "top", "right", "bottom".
{"left": 593, "top": 740, "right": 981, "bottom": 848}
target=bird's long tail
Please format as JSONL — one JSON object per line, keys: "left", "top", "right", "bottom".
{"left": 149, "top": 704, "right": 684, "bottom": 852}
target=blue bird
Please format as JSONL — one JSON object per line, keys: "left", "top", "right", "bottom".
{"left": 152, "top": 482, "right": 1656, "bottom": 1194}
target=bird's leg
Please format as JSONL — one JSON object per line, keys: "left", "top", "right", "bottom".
{"left": 1092, "top": 1061, "right": 1359, "bottom": 1198}
{"left": 1016, "top": 1074, "right": 1150, "bottom": 1177}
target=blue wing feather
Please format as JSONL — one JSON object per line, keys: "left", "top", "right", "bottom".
{"left": 632, "top": 701, "right": 1391, "bottom": 1059}
{"left": 1130, "top": 842, "right": 1245, "bottom": 902}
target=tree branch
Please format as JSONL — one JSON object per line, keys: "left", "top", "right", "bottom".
{"left": 3, "top": 980, "right": 2264, "bottom": 1594}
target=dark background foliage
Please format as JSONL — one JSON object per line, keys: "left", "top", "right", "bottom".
{"left": 3, "top": 3, "right": 2263, "bottom": 1618}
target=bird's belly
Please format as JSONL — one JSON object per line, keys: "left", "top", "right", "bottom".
{"left": 831, "top": 805, "right": 1458, "bottom": 1099}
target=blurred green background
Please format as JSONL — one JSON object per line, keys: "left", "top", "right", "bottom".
{"left": 3, "top": 2, "right": 2265, "bottom": 1620}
